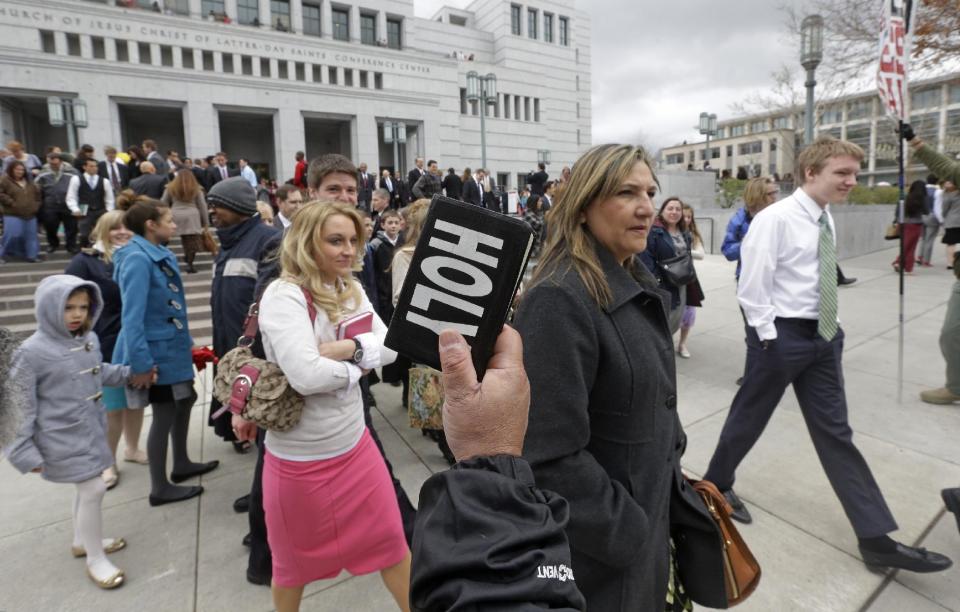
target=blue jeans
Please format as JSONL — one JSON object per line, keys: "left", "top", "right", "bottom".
{"left": 0, "top": 215, "right": 40, "bottom": 260}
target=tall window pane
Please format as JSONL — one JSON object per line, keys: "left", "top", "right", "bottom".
{"left": 527, "top": 8, "right": 537, "bottom": 39}
{"left": 303, "top": 3, "right": 321, "bottom": 36}
{"left": 332, "top": 8, "right": 349, "bottom": 41}
{"left": 510, "top": 5, "right": 521, "bottom": 35}
{"left": 271, "top": 0, "right": 290, "bottom": 30}
{"left": 559, "top": 16, "right": 569, "bottom": 46}
{"left": 543, "top": 13, "right": 553, "bottom": 43}
{"left": 387, "top": 19, "right": 402, "bottom": 50}
{"left": 361, "top": 13, "right": 376, "bottom": 45}
{"left": 202, "top": 0, "right": 224, "bottom": 16}
{"left": 237, "top": 0, "right": 258, "bottom": 25}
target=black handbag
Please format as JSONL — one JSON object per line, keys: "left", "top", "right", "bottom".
{"left": 659, "top": 252, "right": 696, "bottom": 286}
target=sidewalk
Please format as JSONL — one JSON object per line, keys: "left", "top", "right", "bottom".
{"left": 1, "top": 245, "right": 958, "bottom": 612}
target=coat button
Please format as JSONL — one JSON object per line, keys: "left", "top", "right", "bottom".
{"left": 162, "top": 266, "right": 174, "bottom": 277}
{"left": 92, "top": 366, "right": 101, "bottom": 375}
{"left": 170, "top": 300, "right": 182, "bottom": 311}
{"left": 85, "top": 342, "right": 94, "bottom": 351}
{"left": 666, "top": 394, "right": 677, "bottom": 409}
{"left": 168, "top": 283, "right": 180, "bottom": 293}
{"left": 172, "top": 318, "right": 184, "bottom": 330}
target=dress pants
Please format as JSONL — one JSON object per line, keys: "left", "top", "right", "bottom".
{"left": 704, "top": 318, "right": 898, "bottom": 538}
{"left": 43, "top": 205, "right": 78, "bottom": 251}
{"left": 78, "top": 207, "right": 106, "bottom": 248}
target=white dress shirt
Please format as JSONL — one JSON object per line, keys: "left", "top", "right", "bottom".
{"left": 65, "top": 173, "right": 115, "bottom": 214}
{"left": 737, "top": 188, "right": 838, "bottom": 341}
{"left": 277, "top": 211, "right": 292, "bottom": 229}
{"left": 241, "top": 164, "right": 257, "bottom": 188}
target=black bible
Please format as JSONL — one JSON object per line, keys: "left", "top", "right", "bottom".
{"left": 385, "top": 195, "right": 535, "bottom": 378}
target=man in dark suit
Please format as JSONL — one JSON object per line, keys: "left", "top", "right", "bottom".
{"left": 526, "top": 163, "right": 549, "bottom": 196}
{"left": 378, "top": 169, "right": 401, "bottom": 208}
{"left": 482, "top": 170, "right": 499, "bottom": 210}
{"left": 407, "top": 157, "right": 425, "bottom": 202}
{"left": 191, "top": 157, "right": 208, "bottom": 188}
{"left": 129, "top": 161, "right": 168, "bottom": 199}
{"left": 206, "top": 151, "right": 237, "bottom": 188}
{"left": 357, "top": 162, "right": 375, "bottom": 210}
{"left": 98, "top": 146, "right": 129, "bottom": 192}
{"left": 142, "top": 139, "right": 168, "bottom": 176}
{"left": 462, "top": 169, "right": 484, "bottom": 207}
{"left": 442, "top": 167, "right": 463, "bottom": 201}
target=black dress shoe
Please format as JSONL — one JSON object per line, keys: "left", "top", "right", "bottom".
{"left": 242, "top": 533, "right": 251, "bottom": 547}
{"left": 722, "top": 488, "right": 753, "bottom": 524}
{"left": 942, "top": 488, "right": 960, "bottom": 536}
{"left": 838, "top": 276, "right": 858, "bottom": 286}
{"left": 246, "top": 568, "right": 271, "bottom": 586}
{"left": 860, "top": 542, "right": 953, "bottom": 573}
{"left": 233, "top": 494, "right": 250, "bottom": 514}
{"left": 149, "top": 485, "right": 204, "bottom": 506}
{"left": 170, "top": 460, "right": 220, "bottom": 483}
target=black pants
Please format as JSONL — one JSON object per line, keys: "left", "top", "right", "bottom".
{"left": 247, "top": 428, "right": 271, "bottom": 578}
{"left": 704, "top": 318, "right": 898, "bottom": 538}
{"left": 78, "top": 207, "right": 105, "bottom": 248}
{"left": 42, "top": 205, "right": 78, "bottom": 251}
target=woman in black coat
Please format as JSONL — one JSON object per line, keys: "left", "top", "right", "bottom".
{"left": 514, "top": 144, "right": 711, "bottom": 611}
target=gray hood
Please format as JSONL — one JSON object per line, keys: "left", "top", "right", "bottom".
{"left": 34, "top": 274, "right": 103, "bottom": 339}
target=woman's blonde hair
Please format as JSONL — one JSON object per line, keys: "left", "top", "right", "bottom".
{"left": 742, "top": 177, "right": 774, "bottom": 212}
{"left": 90, "top": 210, "right": 127, "bottom": 263}
{"left": 529, "top": 143, "right": 657, "bottom": 308}
{"left": 399, "top": 199, "right": 431, "bottom": 250}
{"left": 279, "top": 201, "right": 365, "bottom": 322}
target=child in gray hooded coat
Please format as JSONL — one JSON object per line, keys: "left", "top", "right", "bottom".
{"left": 4, "top": 274, "right": 140, "bottom": 590}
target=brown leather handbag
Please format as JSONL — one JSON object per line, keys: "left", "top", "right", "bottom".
{"left": 689, "top": 479, "right": 761, "bottom": 606}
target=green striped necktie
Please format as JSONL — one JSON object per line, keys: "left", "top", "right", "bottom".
{"left": 818, "top": 212, "right": 838, "bottom": 341}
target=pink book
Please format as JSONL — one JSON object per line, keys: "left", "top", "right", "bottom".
{"left": 337, "top": 311, "right": 373, "bottom": 340}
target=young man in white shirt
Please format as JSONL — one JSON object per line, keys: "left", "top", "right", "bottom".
{"left": 704, "top": 137, "right": 952, "bottom": 574}
{"left": 67, "top": 157, "right": 115, "bottom": 248}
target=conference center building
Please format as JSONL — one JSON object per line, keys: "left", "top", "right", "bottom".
{"left": 0, "top": 0, "right": 591, "bottom": 185}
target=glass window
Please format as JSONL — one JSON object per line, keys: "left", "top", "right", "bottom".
{"left": 167, "top": 0, "right": 189, "bottom": 14}
{"left": 543, "top": 13, "right": 553, "bottom": 43}
{"left": 278, "top": 60, "right": 288, "bottom": 79}
{"left": 847, "top": 99, "right": 871, "bottom": 121}
{"left": 328, "top": 66, "right": 337, "bottom": 84}
{"left": 510, "top": 5, "right": 521, "bottom": 35}
{"left": 374, "top": 72, "right": 383, "bottom": 89}
{"left": 296, "top": 62, "right": 305, "bottom": 81}
{"left": 182, "top": 48, "right": 194, "bottom": 69}
{"left": 303, "top": 3, "right": 321, "bottom": 36}
{"left": 271, "top": 1, "right": 290, "bottom": 30}
{"left": 92, "top": 36, "right": 106, "bottom": 59}
{"left": 950, "top": 84, "right": 960, "bottom": 104}
{"left": 66, "top": 34, "right": 81, "bottom": 57}
{"left": 820, "top": 105, "right": 842, "bottom": 124}
{"left": 769, "top": 138, "right": 777, "bottom": 152}
{"left": 845, "top": 124, "right": 871, "bottom": 168}
{"left": 260, "top": 57, "right": 271, "bottom": 77}
{"left": 912, "top": 88, "right": 940, "bottom": 109}
{"left": 40, "top": 30, "right": 56, "bottom": 54}
{"left": 344, "top": 68, "right": 353, "bottom": 86}
{"left": 773, "top": 116, "right": 791, "bottom": 129}
{"left": 332, "top": 8, "right": 349, "bottom": 41}
{"left": 242, "top": 55, "right": 253, "bottom": 75}
{"left": 716, "top": 127, "right": 725, "bottom": 138}
{"left": 460, "top": 88, "right": 467, "bottom": 114}
{"left": 535, "top": 99, "right": 541, "bottom": 122}
{"left": 137, "top": 41, "right": 151, "bottom": 63}
{"left": 203, "top": 50, "right": 214, "bottom": 71}
{"left": 361, "top": 13, "right": 376, "bottom": 45}
{"left": 222, "top": 53, "right": 234, "bottom": 73}
{"left": 503, "top": 94, "right": 510, "bottom": 119}
{"left": 666, "top": 153, "right": 684, "bottom": 165}
{"left": 359, "top": 70, "right": 368, "bottom": 87}
{"left": 559, "top": 17, "right": 569, "bottom": 46}
{"left": 730, "top": 124, "right": 745, "bottom": 137}
{"left": 737, "top": 141, "right": 762, "bottom": 155}
{"left": 527, "top": 8, "right": 537, "bottom": 39}
{"left": 312, "top": 64, "right": 322, "bottom": 81}
{"left": 750, "top": 120, "right": 766, "bottom": 133}
{"left": 202, "top": 0, "right": 224, "bottom": 16}
{"left": 912, "top": 111, "right": 940, "bottom": 148}
{"left": 726, "top": 145, "right": 733, "bottom": 157}
{"left": 160, "top": 45, "right": 173, "bottom": 66}
{"left": 944, "top": 109, "right": 960, "bottom": 154}
{"left": 387, "top": 19, "right": 402, "bottom": 49}
{"left": 237, "top": 0, "right": 259, "bottom": 25}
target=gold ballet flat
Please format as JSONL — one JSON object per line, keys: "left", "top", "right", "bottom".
{"left": 87, "top": 567, "right": 125, "bottom": 590}
{"left": 72, "top": 537, "right": 126, "bottom": 558}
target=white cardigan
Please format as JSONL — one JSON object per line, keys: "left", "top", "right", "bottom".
{"left": 259, "top": 279, "right": 397, "bottom": 461}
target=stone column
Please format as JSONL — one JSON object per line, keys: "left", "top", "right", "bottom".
{"left": 259, "top": 0, "right": 271, "bottom": 29}
{"left": 105, "top": 38, "right": 118, "bottom": 62}
{"left": 291, "top": 0, "right": 304, "bottom": 33}
{"left": 354, "top": 112, "right": 379, "bottom": 171}
{"left": 150, "top": 43, "right": 161, "bottom": 66}
{"left": 184, "top": 102, "right": 220, "bottom": 159}
{"left": 277, "top": 106, "right": 306, "bottom": 180}
{"left": 53, "top": 31, "right": 67, "bottom": 56}
{"left": 79, "top": 35, "right": 93, "bottom": 59}
{"left": 349, "top": 5, "right": 361, "bottom": 43}
{"left": 188, "top": 0, "right": 202, "bottom": 18}
{"left": 376, "top": 11, "right": 386, "bottom": 46}
{"left": 321, "top": 0, "right": 332, "bottom": 38}
{"left": 224, "top": 0, "right": 239, "bottom": 22}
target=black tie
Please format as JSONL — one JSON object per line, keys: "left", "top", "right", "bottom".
{"left": 109, "top": 164, "right": 120, "bottom": 191}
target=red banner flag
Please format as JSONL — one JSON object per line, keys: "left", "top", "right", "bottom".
{"left": 877, "top": 0, "right": 917, "bottom": 120}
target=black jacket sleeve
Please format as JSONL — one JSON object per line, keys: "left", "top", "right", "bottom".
{"left": 411, "top": 455, "right": 586, "bottom": 612}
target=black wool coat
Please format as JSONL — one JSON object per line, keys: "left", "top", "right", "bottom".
{"left": 514, "top": 244, "right": 690, "bottom": 611}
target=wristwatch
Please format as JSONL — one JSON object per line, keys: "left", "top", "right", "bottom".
{"left": 350, "top": 338, "right": 364, "bottom": 365}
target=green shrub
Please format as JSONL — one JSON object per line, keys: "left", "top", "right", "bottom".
{"left": 717, "top": 179, "right": 747, "bottom": 209}
{"left": 848, "top": 185, "right": 899, "bottom": 204}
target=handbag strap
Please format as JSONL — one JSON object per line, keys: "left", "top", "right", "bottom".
{"left": 236, "top": 285, "right": 318, "bottom": 348}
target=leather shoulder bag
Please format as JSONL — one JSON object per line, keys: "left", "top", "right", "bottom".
{"left": 659, "top": 252, "right": 696, "bottom": 286}
{"left": 212, "top": 287, "right": 317, "bottom": 432}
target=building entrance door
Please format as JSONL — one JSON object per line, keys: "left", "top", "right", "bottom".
{"left": 0, "top": 94, "right": 68, "bottom": 157}
{"left": 304, "top": 116, "right": 352, "bottom": 161}
{"left": 218, "top": 110, "right": 276, "bottom": 182}
{"left": 118, "top": 103, "right": 186, "bottom": 159}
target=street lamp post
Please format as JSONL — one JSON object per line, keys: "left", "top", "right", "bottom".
{"left": 800, "top": 15, "right": 824, "bottom": 146}
{"left": 465, "top": 71, "right": 497, "bottom": 171}
{"left": 47, "top": 97, "right": 88, "bottom": 154}
{"left": 382, "top": 120, "right": 407, "bottom": 175}
{"left": 698, "top": 112, "right": 718, "bottom": 170}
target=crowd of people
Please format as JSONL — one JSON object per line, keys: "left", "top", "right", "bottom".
{"left": 1, "top": 130, "right": 959, "bottom": 612}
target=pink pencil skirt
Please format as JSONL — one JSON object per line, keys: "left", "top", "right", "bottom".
{"left": 263, "top": 429, "right": 409, "bottom": 587}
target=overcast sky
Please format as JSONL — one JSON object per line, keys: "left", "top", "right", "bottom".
{"left": 415, "top": 0, "right": 820, "bottom": 152}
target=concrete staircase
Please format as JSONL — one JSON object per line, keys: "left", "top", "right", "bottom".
{"left": 0, "top": 236, "right": 216, "bottom": 347}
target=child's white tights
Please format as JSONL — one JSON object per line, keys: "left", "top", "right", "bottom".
{"left": 72, "top": 476, "right": 121, "bottom": 580}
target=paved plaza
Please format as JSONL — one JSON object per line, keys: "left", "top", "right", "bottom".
{"left": 2, "top": 245, "right": 959, "bottom": 612}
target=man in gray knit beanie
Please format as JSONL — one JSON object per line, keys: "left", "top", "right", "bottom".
{"left": 208, "top": 176, "right": 259, "bottom": 218}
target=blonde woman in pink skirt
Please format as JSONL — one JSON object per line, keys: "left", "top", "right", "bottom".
{"left": 258, "top": 201, "right": 409, "bottom": 612}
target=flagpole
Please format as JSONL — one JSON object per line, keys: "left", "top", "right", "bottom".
{"left": 897, "top": 120, "right": 905, "bottom": 403}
